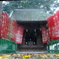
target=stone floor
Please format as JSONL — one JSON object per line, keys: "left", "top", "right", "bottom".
{"left": 16, "top": 51, "right": 47, "bottom": 54}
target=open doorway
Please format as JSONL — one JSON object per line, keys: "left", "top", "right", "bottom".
{"left": 24, "top": 29, "right": 37, "bottom": 45}
{"left": 17, "top": 21, "right": 47, "bottom": 52}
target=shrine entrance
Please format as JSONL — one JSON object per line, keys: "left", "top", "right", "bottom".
{"left": 17, "top": 21, "right": 47, "bottom": 52}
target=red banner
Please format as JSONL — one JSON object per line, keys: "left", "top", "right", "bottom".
{"left": 1, "top": 12, "right": 10, "bottom": 39}
{"left": 15, "top": 25, "right": 24, "bottom": 44}
{"left": 10, "top": 20, "right": 18, "bottom": 42}
{"left": 47, "top": 10, "right": 59, "bottom": 40}
{"left": 53, "top": 11, "right": 59, "bottom": 39}
{"left": 0, "top": 17, "right": 1, "bottom": 38}
{"left": 41, "top": 26, "right": 49, "bottom": 43}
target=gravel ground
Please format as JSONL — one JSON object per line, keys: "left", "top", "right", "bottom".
{"left": 0, "top": 54, "right": 59, "bottom": 59}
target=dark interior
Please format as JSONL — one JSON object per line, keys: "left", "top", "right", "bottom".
{"left": 16, "top": 21, "right": 47, "bottom": 52}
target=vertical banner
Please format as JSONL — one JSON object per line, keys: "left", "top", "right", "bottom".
{"left": 47, "top": 10, "right": 59, "bottom": 40}
{"left": 0, "top": 16, "right": 1, "bottom": 38}
{"left": 47, "top": 15, "right": 54, "bottom": 39}
{"left": 1, "top": 12, "right": 10, "bottom": 39}
{"left": 15, "top": 25, "right": 24, "bottom": 44}
{"left": 53, "top": 11, "right": 59, "bottom": 39}
{"left": 41, "top": 26, "right": 49, "bottom": 43}
{"left": 10, "top": 20, "right": 18, "bottom": 42}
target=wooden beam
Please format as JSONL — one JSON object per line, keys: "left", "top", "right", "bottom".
{"left": 16, "top": 21, "right": 47, "bottom": 29}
